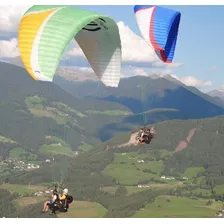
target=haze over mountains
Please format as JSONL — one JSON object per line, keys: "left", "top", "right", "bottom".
{"left": 9, "top": 54, "right": 223, "bottom": 109}
{"left": 207, "top": 89, "right": 224, "bottom": 101}
{"left": 1, "top": 59, "right": 224, "bottom": 143}
{"left": 53, "top": 68, "right": 224, "bottom": 115}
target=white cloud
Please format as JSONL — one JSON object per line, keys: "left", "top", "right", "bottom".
{"left": 151, "top": 68, "right": 174, "bottom": 77}
{"left": 117, "top": 21, "right": 158, "bottom": 63}
{"left": 0, "top": 6, "right": 30, "bottom": 58}
{"left": 67, "top": 21, "right": 160, "bottom": 64}
{"left": 179, "top": 76, "right": 212, "bottom": 88}
{"left": 0, "top": 38, "right": 19, "bottom": 58}
{"left": 132, "top": 68, "right": 148, "bottom": 77}
{"left": 149, "top": 67, "right": 212, "bottom": 89}
{"left": 67, "top": 21, "right": 183, "bottom": 68}
{"left": 0, "top": 5, "right": 186, "bottom": 84}
{"left": 78, "top": 66, "right": 93, "bottom": 73}
{"left": 0, "top": 6, "right": 30, "bottom": 34}
{"left": 152, "top": 61, "right": 184, "bottom": 68}
{"left": 66, "top": 41, "right": 83, "bottom": 57}
{"left": 217, "top": 85, "right": 224, "bottom": 92}
{"left": 0, "top": 6, "right": 183, "bottom": 69}
{"left": 120, "top": 65, "right": 150, "bottom": 78}
{"left": 0, "top": 7, "right": 213, "bottom": 92}
{"left": 166, "top": 75, "right": 212, "bottom": 89}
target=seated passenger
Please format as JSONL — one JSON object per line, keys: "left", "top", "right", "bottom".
{"left": 137, "top": 128, "right": 143, "bottom": 139}
{"left": 42, "top": 190, "right": 58, "bottom": 213}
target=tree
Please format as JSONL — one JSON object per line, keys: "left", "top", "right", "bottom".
{"left": 115, "top": 186, "right": 128, "bottom": 197}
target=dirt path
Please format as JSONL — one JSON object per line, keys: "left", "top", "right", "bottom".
{"left": 117, "top": 132, "right": 139, "bottom": 148}
{"left": 175, "top": 128, "right": 196, "bottom": 152}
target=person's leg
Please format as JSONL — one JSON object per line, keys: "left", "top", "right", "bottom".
{"left": 45, "top": 204, "right": 49, "bottom": 212}
{"left": 43, "top": 201, "right": 51, "bottom": 212}
{"left": 42, "top": 201, "right": 49, "bottom": 212}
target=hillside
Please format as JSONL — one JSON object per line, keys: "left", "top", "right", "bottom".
{"left": 0, "top": 62, "right": 96, "bottom": 152}
{"left": 2, "top": 115, "right": 224, "bottom": 218}
{"left": 0, "top": 62, "right": 135, "bottom": 172}
{"left": 107, "top": 115, "right": 224, "bottom": 181}
{"left": 2, "top": 62, "right": 224, "bottom": 218}
{"left": 53, "top": 73, "right": 224, "bottom": 141}
{"left": 12, "top": 63, "right": 224, "bottom": 140}
{"left": 97, "top": 108, "right": 187, "bottom": 141}
{"left": 55, "top": 71, "right": 224, "bottom": 118}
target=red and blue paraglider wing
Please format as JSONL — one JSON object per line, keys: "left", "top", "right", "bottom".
{"left": 134, "top": 5, "right": 181, "bottom": 63}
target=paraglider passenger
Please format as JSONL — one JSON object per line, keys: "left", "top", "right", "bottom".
{"left": 59, "top": 188, "right": 68, "bottom": 201}
{"left": 42, "top": 190, "right": 58, "bottom": 213}
{"left": 137, "top": 128, "right": 143, "bottom": 139}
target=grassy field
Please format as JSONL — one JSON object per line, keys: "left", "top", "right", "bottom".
{"left": 215, "top": 185, "right": 224, "bottom": 194}
{"left": 191, "top": 188, "right": 212, "bottom": 197}
{"left": 39, "top": 144, "right": 74, "bottom": 157}
{"left": 29, "top": 107, "right": 71, "bottom": 125}
{"left": 103, "top": 152, "right": 165, "bottom": 185}
{"left": 57, "top": 201, "right": 107, "bottom": 218}
{"left": 9, "top": 147, "right": 26, "bottom": 158}
{"left": 0, "top": 184, "right": 47, "bottom": 196}
{"left": 101, "top": 186, "right": 149, "bottom": 195}
{"left": 182, "top": 167, "right": 204, "bottom": 179}
{"left": 86, "top": 110, "right": 132, "bottom": 116}
{"left": 78, "top": 142, "right": 94, "bottom": 151}
{"left": 103, "top": 164, "right": 154, "bottom": 185}
{"left": 51, "top": 102, "right": 86, "bottom": 118}
{"left": 25, "top": 96, "right": 81, "bottom": 126}
{"left": 9, "top": 147, "right": 37, "bottom": 161}
{"left": 193, "top": 176, "right": 206, "bottom": 185}
{"left": 45, "top": 136, "right": 68, "bottom": 146}
{"left": 132, "top": 196, "right": 223, "bottom": 218}
{"left": 14, "top": 196, "right": 48, "bottom": 208}
{"left": 0, "top": 135, "right": 17, "bottom": 144}
{"left": 128, "top": 108, "right": 180, "bottom": 117}
{"left": 102, "top": 182, "right": 180, "bottom": 195}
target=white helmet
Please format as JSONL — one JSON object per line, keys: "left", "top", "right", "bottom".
{"left": 63, "top": 188, "right": 68, "bottom": 195}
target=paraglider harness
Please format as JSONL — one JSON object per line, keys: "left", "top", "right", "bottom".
{"left": 137, "top": 127, "right": 155, "bottom": 144}
{"left": 48, "top": 185, "right": 73, "bottom": 214}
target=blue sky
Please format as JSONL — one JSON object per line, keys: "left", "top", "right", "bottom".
{"left": 0, "top": 5, "right": 223, "bottom": 92}
{"left": 73, "top": 5, "right": 224, "bottom": 92}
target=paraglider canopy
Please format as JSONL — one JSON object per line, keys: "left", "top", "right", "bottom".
{"left": 18, "top": 5, "right": 122, "bottom": 87}
{"left": 134, "top": 5, "right": 181, "bottom": 63}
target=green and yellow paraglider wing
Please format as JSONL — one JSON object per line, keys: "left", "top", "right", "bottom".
{"left": 18, "top": 5, "right": 122, "bottom": 87}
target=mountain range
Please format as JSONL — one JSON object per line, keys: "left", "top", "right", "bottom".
{"left": 0, "top": 62, "right": 134, "bottom": 161}
{"left": 207, "top": 89, "right": 224, "bottom": 101}
{"left": 1, "top": 60, "right": 224, "bottom": 144}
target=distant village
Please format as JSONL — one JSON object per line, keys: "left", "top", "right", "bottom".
{"left": 2, "top": 157, "right": 56, "bottom": 171}
{"left": 3, "top": 158, "right": 41, "bottom": 170}
{"left": 137, "top": 175, "right": 188, "bottom": 189}
{"left": 0, "top": 149, "right": 80, "bottom": 173}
